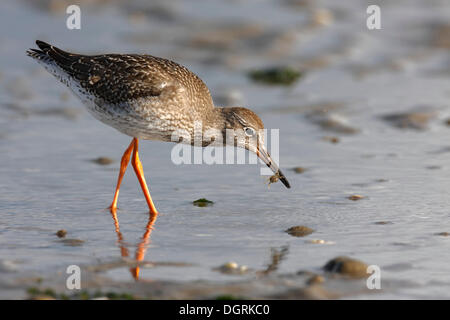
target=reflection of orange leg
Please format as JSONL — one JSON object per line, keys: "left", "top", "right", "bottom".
{"left": 110, "top": 210, "right": 129, "bottom": 258}
{"left": 131, "top": 139, "right": 159, "bottom": 215}
{"left": 109, "top": 139, "right": 135, "bottom": 214}
{"left": 130, "top": 212, "right": 158, "bottom": 280}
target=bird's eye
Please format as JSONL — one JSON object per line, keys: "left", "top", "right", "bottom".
{"left": 244, "top": 127, "right": 256, "bottom": 137}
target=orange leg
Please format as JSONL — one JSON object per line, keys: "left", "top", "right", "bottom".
{"left": 131, "top": 139, "right": 159, "bottom": 215}
{"left": 109, "top": 139, "right": 135, "bottom": 214}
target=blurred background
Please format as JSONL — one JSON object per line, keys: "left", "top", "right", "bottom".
{"left": 0, "top": 0, "right": 450, "bottom": 299}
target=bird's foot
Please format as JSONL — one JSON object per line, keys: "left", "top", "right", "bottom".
{"left": 109, "top": 205, "right": 118, "bottom": 215}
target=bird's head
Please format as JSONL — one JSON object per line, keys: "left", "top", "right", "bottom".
{"left": 220, "top": 107, "right": 291, "bottom": 188}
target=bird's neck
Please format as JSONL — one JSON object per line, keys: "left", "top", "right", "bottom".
{"left": 192, "top": 107, "right": 229, "bottom": 146}
{"left": 202, "top": 106, "right": 225, "bottom": 127}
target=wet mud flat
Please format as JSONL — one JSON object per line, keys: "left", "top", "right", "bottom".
{"left": 18, "top": 252, "right": 391, "bottom": 300}
{"left": 1, "top": 0, "right": 450, "bottom": 300}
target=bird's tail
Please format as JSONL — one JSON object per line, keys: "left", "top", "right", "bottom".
{"left": 26, "top": 40, "right": 76, "bottom": 86}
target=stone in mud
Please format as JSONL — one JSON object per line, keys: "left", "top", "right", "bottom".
{"left": 285, "top": 226, "right": 314, "bottom": 237}
{"left": 322, "top": 136, "right": 340, "bottom": 144}
{"left": 374, "top": 221, "right": 393, "bottom": 225}
{"left": 292, "top": 167, "right": 306, "bottom": 174}
{"left": 323, "top": 256, "right": 368, "bottom": 278}
{"left": 91, "top": 157, "right": 114, "bottom": 165}
{"left": 56, "top": 229, "right": 67, "bottom": 238}
{"left": 193, "top": 198, "right": 214, "bottom": 207}
{"left": 248, "top": 67, "right": 302, "bottom": 86}
{"left": 214, "top": 262, "right": 249, "bottom": 275}
{"left": 348, "top": 194, "right": 364, "bottom": 201}
{"left": 381, "top": 109, "right": 436, "bottom": 130}
{"left": 224, "top": 262, "right": 238, "bottom": 270}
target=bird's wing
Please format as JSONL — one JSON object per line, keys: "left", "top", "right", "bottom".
{"left": 28, "top": 41, "right": 213, "bottom": 109}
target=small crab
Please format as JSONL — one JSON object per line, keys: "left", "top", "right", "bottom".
{"left": 266, "top": 172, "right": 281, "bottom": 188}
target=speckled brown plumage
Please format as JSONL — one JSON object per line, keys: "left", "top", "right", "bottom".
{"left": 29, "top": 40, "right": 213, "bottom": 107}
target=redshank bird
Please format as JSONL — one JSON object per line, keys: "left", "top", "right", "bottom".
{"left": 26, "top": 40, "right": 290, "bottom": 215}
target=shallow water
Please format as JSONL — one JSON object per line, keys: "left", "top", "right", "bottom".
{"left": 1, "top": 0, "right": 450, "bottom": 299}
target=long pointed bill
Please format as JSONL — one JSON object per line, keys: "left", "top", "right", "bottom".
{"left": 257, "top": 145, "right": 291, "bottom": 189}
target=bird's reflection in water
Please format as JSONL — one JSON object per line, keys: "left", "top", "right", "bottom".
{"left": 110, "top": 210, "right": 158, "bottom": 280}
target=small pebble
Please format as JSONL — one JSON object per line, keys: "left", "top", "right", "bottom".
{"left": 91, "top": 157, "right": 114, "bottom": 165}
{"left": 239, "top": 265, "right": 248, "bottom": 273}
{"left": 285, "top": 225, "right": 314, "bottom": 237}
{"left": 323, "top": 256, "right": 368, "bottom": 278}
{"left": 193, "top": 198, "right": 214, "bottom": 207}
{"left": 248, "top": 67, "right": 303, "bottom": 86}
{"left": 224, "top": 262, "right": 238, "bottom": 269}
{"left": 56, "top": 230, "right": 67, "bottom": 238}
{"left": 375, "top": 221, "right": 392, "bottom": 225}
{"left": 348, "top": 194, "right": 364, "bottom": 201}
{"left": 214, "top": 262, "right": 249, "bottom": 275}
{"left": 292, "top": 167, "right": 306, "bottom": 174}
{"left": 322, "top": 136, "right": 339, "bottom": 144}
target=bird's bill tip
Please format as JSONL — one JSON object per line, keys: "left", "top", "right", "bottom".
{"left": 257, "top": 146, "right": 291, "bottom": 189}
{"left": 277, "top": 169, "right": 291, "bottom": 189}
